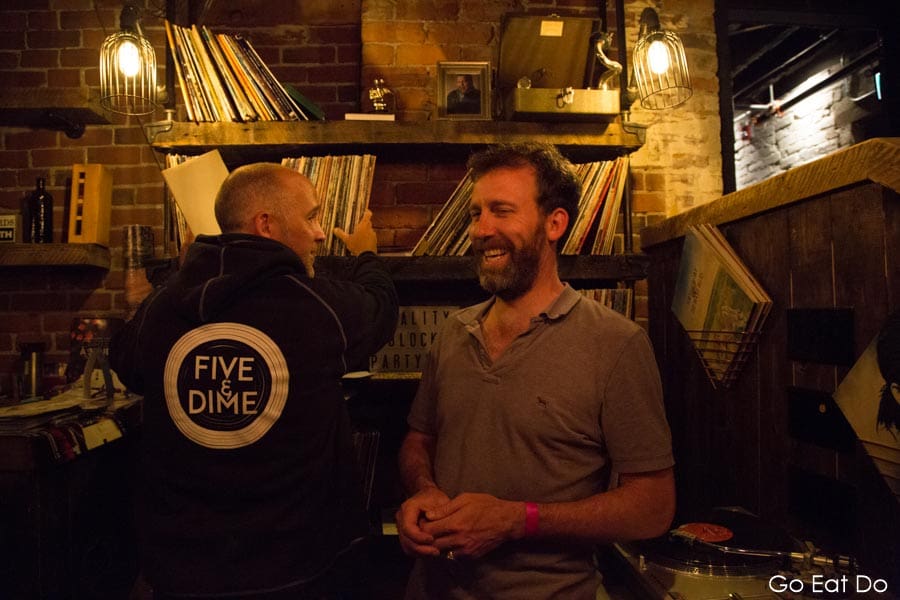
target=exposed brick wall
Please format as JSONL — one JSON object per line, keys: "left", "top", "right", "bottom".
{"left": 733, "top": 64, "right": 882, "bottom": 189}
{"left": 0, "top": 0, "right": 720, "bottom": 394}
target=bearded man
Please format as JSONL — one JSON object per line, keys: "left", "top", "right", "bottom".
{"left": 396, "top": 142, "right": 676, "bottom": 599}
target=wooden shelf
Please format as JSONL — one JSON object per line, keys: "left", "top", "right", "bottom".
{"left": 0, "top": 88, "right": 109, "bottom": 138}
{"left": 150, "top": 119, "right": 646, "bottom": 163}
{"left": 317, "top": 254, "right": 649, "bottom": 304}
{"left": 0, "top": 243, "right": 111, "bottom": 269}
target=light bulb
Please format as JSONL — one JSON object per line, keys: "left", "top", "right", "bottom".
{"left": 647, "top": 40, "right": 670, "bottom": 75}
{"left": 117, "top": 40, "right": 141, "bottom": 77}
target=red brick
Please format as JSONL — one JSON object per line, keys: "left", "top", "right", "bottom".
{"left": 396, "top": 43, "right": 447, "bottom": 66}
{"left": 5, "top": 129, "right": 59, "bottom": 150}
{"left": 27, "top": 10, "right": 59, "bottom": 30}
{"left": 32, "top": 148, "right": 86, "bottom": 167}
{"left": 396, "top": 3, "right": 459, "bottom": 21}
{"left": 0, "top": 32, "right": 25, "bottom": 50}
{"left": 0, "top": 150, "right": 30, "bottom": 169}
{"left": 361, "top": 44, "right": 393, "bottom": 67}
{"left": 363, "top": 22, "right": 426, "bottom": 44}
{"left": 369, "top": 181, "right": 395, "bottom": 207}
{"left": 81, "top": 29, "right": 107, "bottom": 49}
{"left": 59, "top": 127, "right": 113, "bottom": 147}
{"left": 108, "top": 186, "right": 134, "bottom": 207}
{"left": 392, "top": 227, "right": 427, "bottom": 251}
{"left": 113, "top": 126, "right": 150, "bottom": 145}
{"left": 133, "top": 184, "right": 166, "bottom": 205}
{"left": 75, "top": 290, "right": 112, "bottom": 311}
{"left": 307, "top": 64, "right": 358, "bottom": 84}
{"left": 0, "top": 12, "right": 27, "bottom": 31}
{"left": 59, "top": 47, "right": 98, "bottom": 68}
{"left": 375, "top": 162, "right": 428, "bottom": 181}
{"left": 643, "top": 172, "right": 665, "bottom": 192}
{"left": 2, "top": 70, "right": 46, "bottom": 86}
{"left": 283, "top": 46, "right": 337, "bottom": 64}
{"left": 20, "top": 49, "right": 59, "bottom": 68}
{"left": 337, "top": 45, "right": 361, "bottom": 64}
{"left": 52, "top": 0, "right": 94, "bottom": 9}
{"left": 47, "top": 68, "right": 81, "bottom": 87}
{"left": 27, "top": 29, "right": 81, "bottom": 49}
{"left": 83, "top": 66, "right": 99, "bottom": 86}
{"left": 632, "top": 191, "right": 666, "bottom": 213}
{"left": 371, "top": 205, "right": 431, "bottom": 229}
{"left": 60, "top": 9, "right": 114, "bottom": 30}
{"left": 107, "top": 164, "right": 164, "bottom": 187}
{"left": 110, "top": 206, "right": 164, "bottom": 227}
{"left": 395, "top": 181, "right": 457, "bottom": 205}
{"left": 10, "top": 292, "right": 68, "bottom": 312}
{"left": 308, "top": 25, "right": 360, "bottom": 45}
{"left": 425, "top": 22, "right": 493, "bottom": 45}
{"left": 87, "top": 145, "right": 143, "bottom": 164}
{"left": 0, "top": 171, "right": 18, "bottom": 187}
{"left": 374, "top": 227, "right": 395, "bottom": 249}
{"left": 0, "top": 52, "right": 18, "bottom": 69}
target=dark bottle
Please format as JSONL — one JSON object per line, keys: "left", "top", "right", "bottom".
{"left": 27, "top": 177, "right": 53, "bottom": 243}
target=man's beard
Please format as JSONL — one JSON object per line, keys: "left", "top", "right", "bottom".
{"left": 473, "top": 228, "right": 543, "bottom": 301}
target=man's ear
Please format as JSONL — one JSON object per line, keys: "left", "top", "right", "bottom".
{"left": 252, "top": 212, "right": 273, "bottom": 238}
{"left": 545, "top": 207, "right": 569, "bottom": 243}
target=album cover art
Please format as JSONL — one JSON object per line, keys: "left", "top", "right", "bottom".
{"left": 833, "top": 311, "right": 900, "bottom": 502}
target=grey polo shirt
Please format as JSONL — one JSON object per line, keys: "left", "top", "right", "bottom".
{"left": 405, "top": 284, "right": 673, "bottom": 599}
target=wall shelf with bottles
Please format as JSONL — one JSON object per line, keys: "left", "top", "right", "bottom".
{"left": 0, "top": 243, "right": 111, "bottom": 270}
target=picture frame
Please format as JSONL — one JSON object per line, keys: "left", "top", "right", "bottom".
{"left": 437, "top": 61, "right": 492, "bottom": 120}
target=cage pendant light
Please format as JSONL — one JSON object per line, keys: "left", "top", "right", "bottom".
{"left": 99, "top": 5, "right": 157, "bottom": 115}
{"left": 631, "top": 8, "right": 692, "bottom": 110}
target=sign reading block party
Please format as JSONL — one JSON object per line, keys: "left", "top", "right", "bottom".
{"left": 369, "top": 306, "right": 458, "bottom": 373}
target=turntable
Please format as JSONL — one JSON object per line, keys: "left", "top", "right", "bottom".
{"left": 612, "top": 507, "right": 862, "bottom": 600}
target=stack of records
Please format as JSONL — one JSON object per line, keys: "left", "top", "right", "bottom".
{"left": 671, "top": 224, "right": 772, "bottom": 388}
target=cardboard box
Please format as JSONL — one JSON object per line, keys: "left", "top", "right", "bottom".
{"left": 0, "top": 213, "right": 18, "bottom": 243}
{"left": 67, "top": 164, "right": 112, "bottom": 246}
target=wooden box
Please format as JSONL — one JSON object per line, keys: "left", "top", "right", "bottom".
{"left": 67, "top": 164, "right": 112, "bottom": 246}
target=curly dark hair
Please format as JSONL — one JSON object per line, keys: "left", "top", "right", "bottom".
{"left": 466, "top": 142, "right": 581, "bottom": 250}
{"left": 876, "top": 310, "right": 900, "bottom": 436}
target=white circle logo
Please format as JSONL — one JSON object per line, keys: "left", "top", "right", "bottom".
{"left": 164, "top": 323, "right": 289, "bottom": 449}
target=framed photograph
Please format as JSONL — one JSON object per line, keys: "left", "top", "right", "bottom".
{"left": 437, "top": 61, "right": 492, "bottom": 120}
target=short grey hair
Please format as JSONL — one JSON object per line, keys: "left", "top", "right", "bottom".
{"left": 214, "top": 163, "right": 293, "bottom": 233}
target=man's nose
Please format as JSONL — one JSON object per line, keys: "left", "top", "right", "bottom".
{"left": 470, "top": 216, "right": 494, "bottom": 239}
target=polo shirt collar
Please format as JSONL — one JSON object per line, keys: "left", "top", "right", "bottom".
{"left": 456, "top": 283, "right": 580, "bottom": 328}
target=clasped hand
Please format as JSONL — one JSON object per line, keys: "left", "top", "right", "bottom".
{"left": 396, "top": 488, "right": 521, "bottom": 560}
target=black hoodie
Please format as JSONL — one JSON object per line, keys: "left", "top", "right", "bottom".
{"left": 110, "top": 233, "right": 398, "bottom": 597}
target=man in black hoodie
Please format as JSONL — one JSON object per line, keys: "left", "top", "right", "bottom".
{"left": 111, "top": 163, "right": 399, "bottom": 599}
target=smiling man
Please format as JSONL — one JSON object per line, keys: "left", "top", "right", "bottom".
{"left": 396, "top": 143, "right": 676, "bottom": 599}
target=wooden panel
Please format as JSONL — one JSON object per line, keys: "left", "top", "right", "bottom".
{"left": 831, "top": 184, "right": 890, "bottom": 358}
{"left": 787, "top": 198, "right": 836, "bottom": 392}
{"left": 885, "top": 189, "right": 900, "bottom": 309}
{"left": 724, "top": 210, "right": 793, "bottom": 518}
{"left": 643, "top": 176, "right": 900, "bottom": 587}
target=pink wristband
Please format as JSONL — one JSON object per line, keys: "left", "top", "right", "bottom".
{"left": 524, "top": 502, "right": 539, "bottom": 537}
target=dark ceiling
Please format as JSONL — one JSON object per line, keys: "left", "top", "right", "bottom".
{"left": 721, "top": 2, "right": 886, "bottom": 113}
